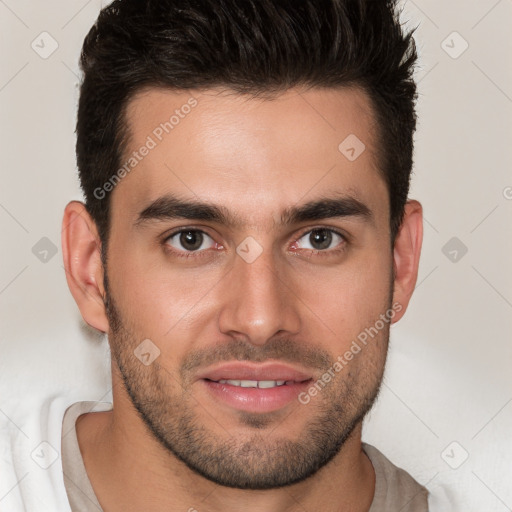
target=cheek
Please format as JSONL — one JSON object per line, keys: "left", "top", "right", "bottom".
{"left": 302, "top": 251, "right": 393, "bottom": 343}
{"left": 108, "top": 243, "right": 225, "bottom": 341}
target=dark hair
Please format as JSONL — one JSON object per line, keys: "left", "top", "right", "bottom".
{"left": 76, "top": 0, "right": 418, "bottom": 254}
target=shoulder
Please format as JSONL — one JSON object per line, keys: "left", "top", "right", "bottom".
{"left": 0, "top": 395, "right": 110, "bottom": 511}
{"left": 363, "top": 442, "right": 429, "bottom": 512}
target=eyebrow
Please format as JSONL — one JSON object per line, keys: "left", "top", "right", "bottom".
{"left": 134, "top": 193, "right": 373, "bottom": 228}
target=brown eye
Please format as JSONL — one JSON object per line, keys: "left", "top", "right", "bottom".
{"left": 165, "top": 229, "right": 215, "bottom": 253}
{"left": 309, "top": 229, "right": 333, "bottom": 250}
{"left": 295, "top": 228, "right": 345, "bottom": 252}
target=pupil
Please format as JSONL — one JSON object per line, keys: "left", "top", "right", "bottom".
{"left": 310, "top": 229, "right": 332, "bottom": 250}
{"left": 180, "top": 231, "right": 202, "bottom": 251}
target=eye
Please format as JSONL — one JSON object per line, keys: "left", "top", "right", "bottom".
{"left": 293, "top": 228, "right": 346, "bottom": 253}
{"left": 164, "top": 229, "right": 217, "bottom": 254}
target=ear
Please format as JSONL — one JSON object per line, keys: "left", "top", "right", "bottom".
{"left": 61, "top": 201, "right": 109, "bottom": 333}
{"left": 390, "top": 200, "right": 423, "bottom": 324}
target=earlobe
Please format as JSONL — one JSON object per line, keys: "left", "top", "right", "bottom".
{"left": 61, "top": 201, "right": 109, "bottom": 333}
{"left": 391, "top": 200, "right": 423, "bottom": 324}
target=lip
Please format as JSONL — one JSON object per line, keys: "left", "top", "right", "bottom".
{"left": 196, "top": 361, "right": 313, "bottom": 414}
{"left": 195, "top": 361, "right": 313, "bottom": 383}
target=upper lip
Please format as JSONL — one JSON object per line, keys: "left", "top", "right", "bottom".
{"left": 196, "top": 361, "right": 313, "bottom": 383}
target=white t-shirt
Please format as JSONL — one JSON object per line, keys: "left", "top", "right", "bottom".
{"left": 0, "top": 395, "right": 111, "bottom": 511}
{"left": 0, "top": 396, "right": 452, "bottom": 511}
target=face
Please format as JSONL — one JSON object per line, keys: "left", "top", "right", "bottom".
{"left": 104, "top": 86, "right": 394, "bottom": 489}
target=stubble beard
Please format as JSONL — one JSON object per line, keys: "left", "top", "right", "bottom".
{"left": 104, "top": 275, "right": 389, "bottom": 490}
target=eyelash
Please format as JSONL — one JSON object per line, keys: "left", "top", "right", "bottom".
{"left": 162, "top": 226, "right": 348, "bottom": 260}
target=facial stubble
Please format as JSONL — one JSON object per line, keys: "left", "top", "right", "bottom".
{"left": 103, "top": 273, "right": 390, "bottom": 490}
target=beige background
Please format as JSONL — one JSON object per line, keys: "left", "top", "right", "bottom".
{"left": 1, "top": 1, "right": 511, "bottom": 509}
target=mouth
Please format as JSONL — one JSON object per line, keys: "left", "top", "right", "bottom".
{"left": 208, "top": 379, "right": 293, "bottom": 388}
{"left": 196, "top": 362, "right": 314, "bottom": 414}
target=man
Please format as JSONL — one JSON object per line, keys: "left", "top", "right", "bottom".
{"left": 3, "top": 0, "right": 432, "bottom": 510}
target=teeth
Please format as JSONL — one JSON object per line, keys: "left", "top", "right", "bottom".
{"left": 258, "top": 380, "right": 278, "bottom": 388}
{"left": 217, "top": 379, "right": 287, "bottom": 388}
{"left": 240, "top": 380, "right": 258, "bottom": 387}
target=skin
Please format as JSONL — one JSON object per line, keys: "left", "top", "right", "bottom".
{"left": 62, "top": 86, "right": 423, "bottom": 512}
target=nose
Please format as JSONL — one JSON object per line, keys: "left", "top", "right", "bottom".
{"left": 218, "top": 243, "right": 301, "bottom": 346}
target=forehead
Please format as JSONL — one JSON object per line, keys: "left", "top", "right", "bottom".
{"left": 112, "top": 85, "right": 387, "bottom": 229}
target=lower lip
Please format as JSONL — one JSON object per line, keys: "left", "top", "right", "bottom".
{"left": 201, "top": 379, "right": 312, "bottom": 413}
